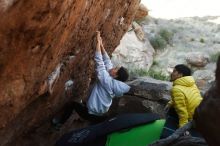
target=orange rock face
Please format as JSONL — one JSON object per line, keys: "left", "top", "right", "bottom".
{"left": 134, "top": 3, "right": 148, "bottom": 20}
{"left": 0, "top": 0, "right": 140, "bottom": 145}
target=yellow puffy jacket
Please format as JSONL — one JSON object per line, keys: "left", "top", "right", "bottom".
{"left": 168, "top": 76, "right": 202, "bottom": 127}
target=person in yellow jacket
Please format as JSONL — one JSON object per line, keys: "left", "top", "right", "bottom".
{"left": 161, "top": 64, "right": 203, "bottom": 138}
{"left": 169, "top": 64, "right": 202, "bottom": 127}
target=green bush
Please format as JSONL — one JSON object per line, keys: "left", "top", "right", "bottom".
{"left": 152, "top": 60, "right": 159, "bottom": 66}
{"left": 150, "top": 35, "right": 167, "bottom": 50}
{"left": 210, "top": 52, "right": 220, "bottom": 62}
{"left": 130, "top": 68, "right": 169, "bottom": 81}
{"left": 190, "top": 38, "right": 195, "bottom": 41}
{"left": 159, "top": 29, "right": 173, "bottom": 44}
{"left": 200, "top": 38, "right": 205, "bottom": 43}
{"left": 130, "top": 68, "right": 148, "bottom": 77}
{"left": 149, "top": 28, "right": 173, "bottom": 50}
{"left": 147, "top": 69, "right": 169, "bottom": 81}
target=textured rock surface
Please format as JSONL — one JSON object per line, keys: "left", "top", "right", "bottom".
{"left": 127, "top": 77, "right": 172, "bottom": 101}
{"left": 194, "top": 57, "right": 220, "bottom": 146}
{"left": 193, "top": 69, "right": 215, "bottom": 94}
{"left": 134, "top": 3, "right": 148, "bottom": 20}
{"left": 112, "top": 30, "right": 154, "bottom": 72}
{"left": 0, "top": 0, "right": 140, "bottom": 145}
{"left": 109, "top": 95, "right": 166, "bottom": 119}
{"left": 109, "top": 77, "right": 172, "bottom": 119}
{"left": 132, "top": 21, "right": 145, "bottom": 41}
{"left": 186, "top": 52, "right": 209, "bottom": 67}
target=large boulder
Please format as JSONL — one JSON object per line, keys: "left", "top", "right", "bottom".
{"left": 193, "top": 69, "right": 215, "bottom": 94}
{"left": 109, "top": 95, "right": 166, "bottom": 118}
{"left": 0, "top": 0, "right": 140, "bottom": 145}
{"left": 127, "top": 77, "right": 172, "bottom": 101}
{"left": 186, "top": 52, "right": 209, "bottom": 67}
{"left": 111, "top": 31, "right": 155, "bottom": 72}
{"left": 109, "top": 77, "right": 172, "bottom": 118}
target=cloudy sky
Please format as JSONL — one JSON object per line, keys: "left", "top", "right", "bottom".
{"left": 141, "top": 0, "right": 220, "bottom": 19}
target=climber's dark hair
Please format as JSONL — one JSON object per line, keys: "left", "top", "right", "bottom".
{"left": 175, "top": 64, "right": 191, "bottom": 76}
{"left": 116, "top": 66, "right": 129, "bottom": 82}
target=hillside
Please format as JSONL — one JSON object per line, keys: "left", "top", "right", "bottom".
{"left": 142, "top": 16, "right": 220, "bottom": 91}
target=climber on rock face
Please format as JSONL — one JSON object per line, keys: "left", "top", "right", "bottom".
{"left": 86, "top": 31, "right": 130, "bottom": 117}
{"left": 52, "top": 31, "right": 130, "bottom": 127}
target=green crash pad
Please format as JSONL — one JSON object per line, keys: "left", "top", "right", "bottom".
{"left": 106, "top": 119, "right": 165, "bottom": 146}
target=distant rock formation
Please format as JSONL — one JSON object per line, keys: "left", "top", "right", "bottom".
{"left": 0, "top": 0, "right": 140, "bottom": 145}
{"left": 186, "top": 52, "right": 209, "bottom": 67}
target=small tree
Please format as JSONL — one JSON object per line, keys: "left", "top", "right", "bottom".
{"left": 200, "top": 38, "right": 205, "bottom": 43}
{"left": 149, "top": 28, "right": 173, "bottom": 50}
{"left": 150, "top": 35, "right": 167, "bottom": 50}
{"left": 159, "top": 29, "right": 173, "bottom": 45}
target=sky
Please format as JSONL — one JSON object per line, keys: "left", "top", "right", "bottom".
{"left": 141, "top": 0, "right": 220, "bottom": 19}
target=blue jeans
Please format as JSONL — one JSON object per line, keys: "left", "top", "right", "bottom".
{"left": 160, "top": 108, "right": 202, "bottom": 139}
